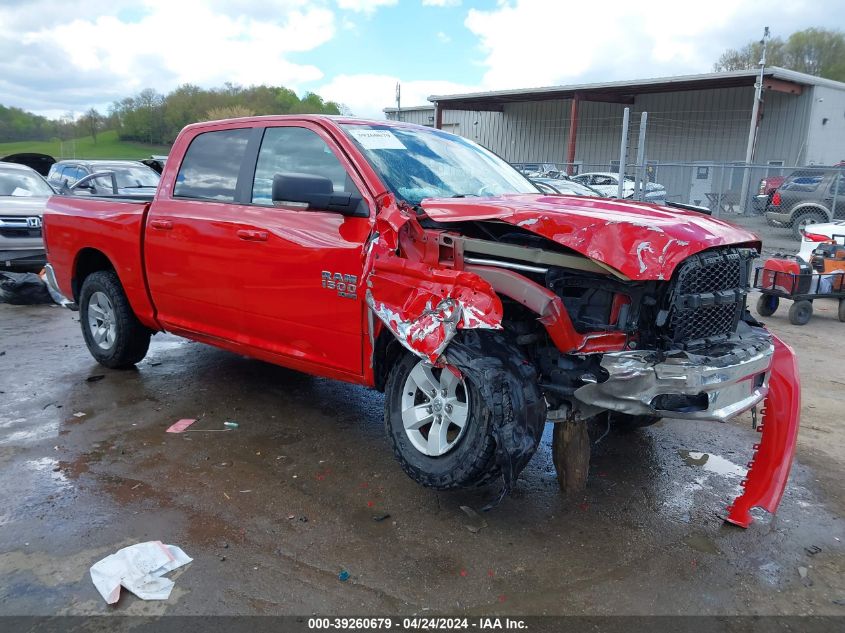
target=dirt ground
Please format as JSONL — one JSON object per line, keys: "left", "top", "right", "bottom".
{"left": 1, "top": 214, "right": 844, "bottom": 616}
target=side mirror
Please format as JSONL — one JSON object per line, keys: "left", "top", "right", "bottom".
{"left": 272, "top": 173, "right": 363, "bottom": 215}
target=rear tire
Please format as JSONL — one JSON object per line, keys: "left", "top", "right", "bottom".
{"left": 792, "top": 210, "right": 825, "bottom": 241}
{"left": 756, "top": 294, "right": 779, "bottom": 317}
{"left": 787, "top": 299, "right": 813, "bottom": 326}
{"left": 384, "top": 331, "right": 545, "bottom": 490}
{"left": 79, "top": 270, "right": 151, "bottom": 368}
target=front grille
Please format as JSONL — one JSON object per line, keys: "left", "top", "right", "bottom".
{"left": 664, "top": 248, "right": 753, "bottom": 348}
{"left": 0, "top": 216, "right": 41, "bottom": 239}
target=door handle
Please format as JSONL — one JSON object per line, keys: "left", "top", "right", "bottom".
{"left": 150, "top": 219, "right": 173, "bottom": 230}
{"left": 237, "top": 229, "right": 268, "bottom": 242}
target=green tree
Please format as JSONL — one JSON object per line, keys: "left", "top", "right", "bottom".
{"left": 80, "top": 108, "right": 102, "bottom": 143}
{"left": 715, "top": 28, "right": 845, "bottom": 82}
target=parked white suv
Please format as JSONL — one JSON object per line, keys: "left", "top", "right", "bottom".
{"left": 572, "top": 172, "right": 666, "bottom": 204}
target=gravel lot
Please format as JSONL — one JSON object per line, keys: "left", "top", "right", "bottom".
{"left": 1, "top": 212, "right": 843, "bottom": 616}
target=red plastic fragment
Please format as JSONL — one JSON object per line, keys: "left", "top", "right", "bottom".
{"left": 726, "top": 334, "right": 801, "bottom": 528}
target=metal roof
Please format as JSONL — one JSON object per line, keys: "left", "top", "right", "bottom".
{"left": 429, "top": 67, "right": 845, "bottom": 110}
{"left": 383, "top": 105, "right": 435, "bottom": 113}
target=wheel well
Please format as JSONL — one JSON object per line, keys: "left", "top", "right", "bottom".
{"left": 792, "top": 205, "right": 830, "bottom": 222}
{"left": 373, "top": 328, "right": 404, "bottom": 392}
{"left": 72, "top": 248, "right": 114, "bottom": 302}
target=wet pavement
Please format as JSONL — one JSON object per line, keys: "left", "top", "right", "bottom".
{"left": 1, "top": 301, "right": 844, "bottom": 616}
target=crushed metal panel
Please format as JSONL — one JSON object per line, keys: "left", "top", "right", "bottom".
{"left": 364, "top": 198, "right": 503, "bottom": 365}
{"left": 458, "top": 236, "right": 617, "bottom": 277}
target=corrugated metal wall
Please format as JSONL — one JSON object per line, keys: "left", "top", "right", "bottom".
{"left": 804, "top": 85, "right": 845, "bottom": 166}
{"left": 458, "top": 86, "right": 814, "bottom": 167}
{"left": 384, "top": 109, "right": 436, "bottom": 126}
{"left": 387, "top": 85, "right": 827, "bottom": 204}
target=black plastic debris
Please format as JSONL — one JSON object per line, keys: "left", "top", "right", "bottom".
{"left": 0, "top": 272, "right": 53, "bottom": 305}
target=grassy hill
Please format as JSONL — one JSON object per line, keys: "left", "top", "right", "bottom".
{"left": 0, "top": 130, "right": 171, "bottom": 160}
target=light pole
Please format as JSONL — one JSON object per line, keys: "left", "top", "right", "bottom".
{"left": 739, "top": 26, "right": 770, "bottom": 215}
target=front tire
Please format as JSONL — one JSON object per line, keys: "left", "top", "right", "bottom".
{"left": 756, "top": 294, "right": 779, "bottom": 317}
{"left": 79, "top": 270, "right": 151, "bottom": 368}
{"left": 788, "top": 299, "right": 813, "bottom": 326}
{"left": 384, "top": 332, "right": 545, "bottom": 490}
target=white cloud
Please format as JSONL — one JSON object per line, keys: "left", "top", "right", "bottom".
{"left": 422, "top": 0, "right": 461, "bottom": 6}
{"left": 317, "top": 74, "right": 475, "bottom": 118}
{"left": 436, "top": 31, "right": 451, "bottom": 43}
{"left": 465, "top": 0, "right": 845, "bottom": 90}
{"left": 0, "top": 0, "right": 336, "bottom": 114}
{"left": 336, "top": 0, "right": 397, "bottom": 14}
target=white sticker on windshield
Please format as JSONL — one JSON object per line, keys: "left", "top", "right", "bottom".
{"left": 348, "top": 128, "right": 407, "bottom": 150}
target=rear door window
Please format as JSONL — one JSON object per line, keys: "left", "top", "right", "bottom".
{"left": 783, "top": 173, "right": 824, "bottom": 192}
{"left": 64, "top": 166, "right": 85, "bottom": 184}
{"left": 174, "top": 128, "right": 252, "bottom": 201}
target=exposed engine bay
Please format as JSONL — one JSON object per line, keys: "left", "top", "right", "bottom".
{"left": 363, "top": 195, "right": 800, "bottom": 527}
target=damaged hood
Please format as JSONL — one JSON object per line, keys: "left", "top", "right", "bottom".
{"left": 420, "top": 194, "right": 761, "bottom": 280}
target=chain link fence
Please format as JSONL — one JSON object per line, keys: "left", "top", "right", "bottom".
{"left": 513, "top": 160, "right": 845, "bottom": 242}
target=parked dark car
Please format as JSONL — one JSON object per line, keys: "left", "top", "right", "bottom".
{"left": 766, "top": 169, "right": 845, "bottom": 239}
{"left": 46, "top": 160, "right": 160, "bottom": 196}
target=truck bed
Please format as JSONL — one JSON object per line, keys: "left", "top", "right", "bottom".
{"left": 43, "top": 194, "right": 158, "bottom": 328}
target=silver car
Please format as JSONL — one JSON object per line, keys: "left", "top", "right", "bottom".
{"left": 0, "top": 161, "right": 55, "bottom": 268}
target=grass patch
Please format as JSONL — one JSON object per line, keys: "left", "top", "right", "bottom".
{"left": 0, "top": 130, "right": 171, "bottom": 160}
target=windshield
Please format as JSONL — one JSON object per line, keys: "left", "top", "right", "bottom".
{"left": 0, "top": 167, "right": 54, "bottom": 197}
{"left": 341, "top": 124, "right": 537, "bottom": 205}
{"left": 95, "top": 164, "right": 160, "bottom": 188}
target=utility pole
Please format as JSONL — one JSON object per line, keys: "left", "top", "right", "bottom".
{"left": 739, "top": 26, "right": 770, "bottom": 215}
{"left": 395, "top": 82, "right": 401, "bottom": 122}
{"left": 635, "top": 112, "right": 648, "bottom": 202}
{"left": 617, "top": 107, "right": 630, "bottom": 199}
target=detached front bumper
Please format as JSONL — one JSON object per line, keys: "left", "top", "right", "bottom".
{"left": 574, "top": 331, "right": 773, "bottom": 422}
{"left": 575, "top": 329, "right": 801, "bottom": 528}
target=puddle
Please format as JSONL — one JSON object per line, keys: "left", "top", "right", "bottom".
{"left": 25, "top": 457, "right": 71, "bottom": 489}
{"left": 679, "top": 450, "right": 747, "bottom": 478}
{"left": 684, "top": 533, "right": 721, "bottom": 555}
{"left": 148, "top": 337, "right": 189, "bottom": 352}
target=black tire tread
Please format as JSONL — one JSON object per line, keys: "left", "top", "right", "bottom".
{"left": 384, "top": 331, "right": 544, "bottom": 491}
{"left": 791, "top": 210, "right": 825, "bottom": 241}
{"left": 787, "top": 299, "right": 813, "bottom": 326}
{"left": 756, "top": 294, "right": 779, "bottom": 317}
{"left": 79, "top": 270, "right": 151, "bottom": 368}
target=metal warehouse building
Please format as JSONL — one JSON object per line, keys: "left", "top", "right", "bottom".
{"left": 385, "top": 67, "right": 845, "bottom": 207}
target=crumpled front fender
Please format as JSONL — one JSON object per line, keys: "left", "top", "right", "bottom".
{"left": 364, "top": 198, "right": 502, "bottom": 364}
{"left": 365, "top": 264, "right": 502, "bottom": 364}
{"left": 726, "top": 334, "right": 801, "bottom": 528}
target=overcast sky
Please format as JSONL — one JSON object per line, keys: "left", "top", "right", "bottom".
{"left": 2, "top": 0, "right": 845, "bottom": 120}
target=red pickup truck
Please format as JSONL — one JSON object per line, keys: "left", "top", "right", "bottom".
{"left": 43, "top": 116, "right": 800, "bottom": 526}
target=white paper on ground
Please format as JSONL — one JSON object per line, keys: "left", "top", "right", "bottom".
{"left": 90, "top": 541, "right": 192, "bottom": 604}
